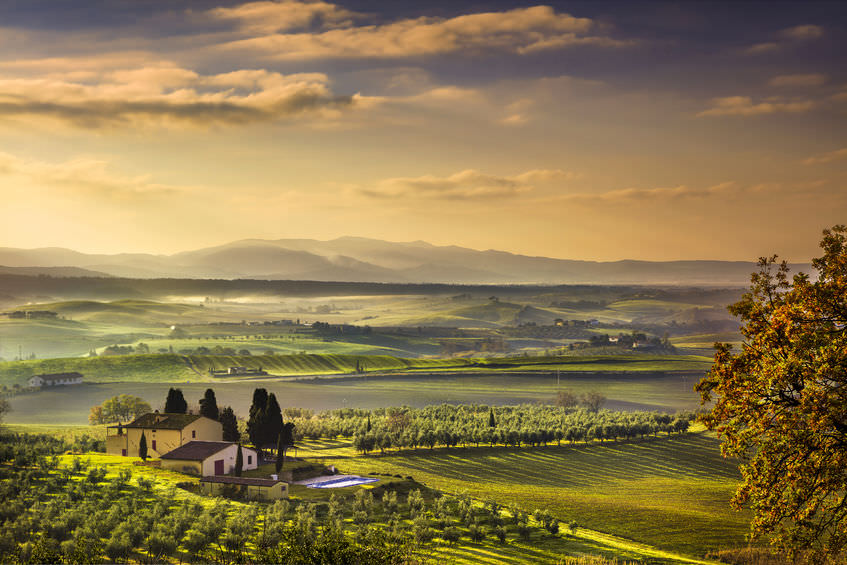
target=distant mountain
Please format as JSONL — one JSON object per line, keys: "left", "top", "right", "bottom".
{"left": 0, "top": 265, "right": 110, "bottom": 278}
{"left": 0, "top": 238, "right": 810, "bottom": 285}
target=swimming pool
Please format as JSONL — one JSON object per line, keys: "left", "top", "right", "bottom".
{"left": 297, "top": 475, "right": 380, "bottom": 489}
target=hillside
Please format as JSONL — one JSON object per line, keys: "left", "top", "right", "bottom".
{"left": 0, "top": 237, "right": 804, "bottom": 285}
{"left": 0, "top": 352, "right": 712, "bottom": 387}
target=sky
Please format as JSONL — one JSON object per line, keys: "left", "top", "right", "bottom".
{"left": 0, "top": 0, "right": 845, "bottom": 261}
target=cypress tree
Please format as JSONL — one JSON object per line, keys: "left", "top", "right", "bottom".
{"left": 367, "top": 413, "right": 372, "bottom": 432}
{"left": 165, "top": 388, "right": 187, "bottom": 414}
{"left": 275, "top": 432, "right": 284, "bottom": 474}
{"left": 139, "top": 432, "right": 148, "bottom": 461}
{"left": 199, "top": 388, "right": 219, "bottom": 420}
{"left": 265, "top": 393, "right": 283, "bottom": 448}
{"left": 489, "top": 408, "right": 496, "bottom": 428}
{"left": 220, "top": 406, "right": 240, "bottom": 442}
{"left": 277, "top": 422, "right": 296, "bottom": 472}
{"left": 247, "top": 388, "right": 268, "bottom": 451}
{"left": 235, "top": 444, "right": 243, "bottom": 477}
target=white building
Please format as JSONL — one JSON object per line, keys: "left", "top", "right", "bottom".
{"left": 27, "top": 372, "right": 83, "bottom": 388}
{"left": 159, "top": 441, "right": 258, "bottom": 476}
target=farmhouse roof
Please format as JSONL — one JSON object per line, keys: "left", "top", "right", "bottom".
{"left": 124, "top": 413, "right": 203, "bottom": 430}
{"left": 159, "top": 441, "right": 235, "bottom": 461}
{"left": 200, "top": 475, "right": 282, "bottom": 487}
{"left": 32, "top": 372, "right": 83, "bottom": 381}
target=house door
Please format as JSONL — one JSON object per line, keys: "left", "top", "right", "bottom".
{"left": 151, "top": 440, "right": 157, "bottom": 452}
{"left": 122, "top": 449, "right": 127, "bottom": 456}
{"left": 214, "top": 459, "right": 224, "bottom": 475}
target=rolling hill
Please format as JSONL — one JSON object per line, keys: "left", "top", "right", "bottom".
{"left": 0, "top": 237, "right": 805, "bottom": 285}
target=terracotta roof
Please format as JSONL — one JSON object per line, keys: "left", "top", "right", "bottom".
{"left": 160, "top": 441, "right": 235, "bottom": 460}
{"left": 200, "top": 475, "right": 283, "bottom": 487}
{"left": 124, "top": 413, "right": 203, "bottom": 430}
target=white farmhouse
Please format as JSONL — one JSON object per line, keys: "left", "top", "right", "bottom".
{"left": 27, "top": 372, "right": 83, "bottom": 388}
{"left": 159, "top": 441, "right": 258, "bottom": 476}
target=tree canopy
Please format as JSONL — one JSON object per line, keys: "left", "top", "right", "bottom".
{"left": 697, "top": 226, "right": 847, "bottom": 561}
{"left": 164, "top": 388, "right": 187, "bottom": 414}
{"left": 199, "top": 388, "right": 219, "bottom": 421}
{"left": 220, "top": 406, "right": 240, "bottom": 442}
{"left": 246, "top": 388, "right": 283, "bottom": 450}
{"left": 89, "top": 395, "right": 151, "bottom": 424}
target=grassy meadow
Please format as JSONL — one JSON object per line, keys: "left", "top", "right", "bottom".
{"left": 299, "top": 432, "right": 748, "bottom": 558}
{"left": 4, "top": 370, "right": 706, "bottom": 425}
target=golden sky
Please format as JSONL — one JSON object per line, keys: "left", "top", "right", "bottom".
{"left": 0, "top": 1, "right": 845, "bottom": 261}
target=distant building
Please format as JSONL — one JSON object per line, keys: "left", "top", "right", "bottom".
{"left": 6, "top": 310, "right": 58, "bottom": 320}
{"left": 106, "top": 412, "right": 223, "bottom": 458}
{"left": 200, "top": 475, "right": 289, "bottom": 500}
{"left": 27, "top": 372, "right": 83, "bottom": 388}
{"left": 209, "top": 366, "right": 268, "bottom": 377}
{"left": 160, "top": 441, "right": 258, "bottom": 476}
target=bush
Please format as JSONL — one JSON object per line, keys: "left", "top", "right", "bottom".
{"left": 442, "top": 527, "right": 461, "bottom": 544}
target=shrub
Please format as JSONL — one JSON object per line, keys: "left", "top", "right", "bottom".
{"left": 442, "top": 527, "right": 461, "bottom": 544}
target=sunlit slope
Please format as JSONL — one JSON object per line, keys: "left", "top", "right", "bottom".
{"left": 14, "top": 299, "right": 220, "bottom": 325}
{"left": 307, "top": 433, "right": 748, "bottom": 558}
{"left": 0, "top": 352, "right": 711, "bottom": 386}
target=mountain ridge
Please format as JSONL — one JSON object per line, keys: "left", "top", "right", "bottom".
{"left": 0, "top": 238, "right": 808, "bottom": 285}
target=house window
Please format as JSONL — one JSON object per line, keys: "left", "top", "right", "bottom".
{"left": 192, "top": 430, "right": 196, "bottom": 438}
{"left": 247, "top": 455, "right": 252, "bottom": 465}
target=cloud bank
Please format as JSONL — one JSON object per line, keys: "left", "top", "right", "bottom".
{"left": 0, "top": 63, "right": 353, "bottom": 128}
{"left": 214, "top": 5, "right": 632, "bottom": 60}
{"left": 360, "top": 168, "right": 576, "bottom": 200}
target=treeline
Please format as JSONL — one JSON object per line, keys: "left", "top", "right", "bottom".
{"left": 288, "top": 404, "right": 695, "bottom": 454}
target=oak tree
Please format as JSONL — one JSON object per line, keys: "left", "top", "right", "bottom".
{"left": 697, "top": 226, "right": 847, "bottom": 561}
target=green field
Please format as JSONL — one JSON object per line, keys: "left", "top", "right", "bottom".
{"left": 0, "top": 351, "right": 712, "bottom": 389}
{"left": 4, "top": 371, "right": 706, "bottom": 425}
{"left": 300, "top": 432, "right": 748, "bottom": 559}
{"left": 1, "top": 289, "right": 741, "bottom": 361}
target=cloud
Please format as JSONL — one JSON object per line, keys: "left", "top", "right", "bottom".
{"left": 0, "top": 63, "right": 354, "bottom": 128}
{"left": 215, "top": 5, "right": 632, "bottom": 60}
{"left": 208, "top": 0, "right": 357, "bottom": 34}
{"left": 697, "top": 96, "right": 815, "bottom": 117}
{"left": 780, "top": 24, "right": 825, "bottom": 41}
{"left": 0, "top": 151, "right": 187, "bottom": 199}
{"left": 551, "top": 182, "right": 738, "bottom": 204}
{"left": 359, "top": 168, "right": 576, "bottom": 200}
{"left": 745, "top": 42, "right": 780, "bottom": 55}
{"left": 768, "top": 73, "right": 827, "bottom": 87}
{"left": 745, "top": 23, "right": 824, "bottom": 55}
{"left": 803, "top": 148, "right": 847, "bottom": 166}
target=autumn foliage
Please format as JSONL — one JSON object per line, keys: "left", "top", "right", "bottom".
{"left": 697, "top": 226, "right": 847, "bottom": 561}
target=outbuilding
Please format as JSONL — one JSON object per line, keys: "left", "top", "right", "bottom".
{"left": 199, "top": 476, "right": 289, "bottom": 500}
{"left": 27, "top": 372, "right": 83, "bottom": 388}
{"left": 159, "top": 441, "right": 258, "bottom": 476}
